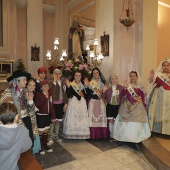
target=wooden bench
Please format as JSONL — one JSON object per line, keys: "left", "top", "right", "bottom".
{"left": 18, "top": 150, "right": 42, "bottom": 170}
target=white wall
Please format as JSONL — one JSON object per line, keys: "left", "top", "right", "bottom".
{"left": 95, "top": 0, "right": 114, "bottom": 80}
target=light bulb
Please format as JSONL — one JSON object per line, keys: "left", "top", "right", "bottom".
{"left": 90, "top": 51, "right": 95, "bottom": 58}
{"left": 94, "top": 39, "right": 98, "bottom": 46}
{"left": 62, "top": 50, "right": 67, "bottom": 57}
{"left": 46, "top": 50, "right": 51, "bottom": 60}
{"left": 86, "top": 45, "right": 90, "bottom": 50}
{"left": 54, "top": 37, "right": 59, "bottom": 45}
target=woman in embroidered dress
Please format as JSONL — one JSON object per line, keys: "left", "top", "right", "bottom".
{"left": 87, "top": 67, "right": 109, "bottom": 139}
{"left": 63, "top": 71, "right": 90, "bottom": 139}
{"left": 148, "top": 58, "right": 170, "bottom": 135}
{"left": 113, "top": 70, "right": 151, "bottom": 143}
{"left": 102, "top": 73, "right": 123, "bottom": 137}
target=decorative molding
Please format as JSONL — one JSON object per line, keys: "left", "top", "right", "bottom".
{"left": 81, "top": 17, "right": 95, "bottom": 23}
{"left": 76, "top": 1, "right": 95, "bottom": 13}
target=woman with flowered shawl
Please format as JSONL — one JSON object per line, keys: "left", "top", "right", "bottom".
{"left": 63, "top": 71, "right": 90, "bottom": 139}
{"left": 148, "top": 58, "right": 170, "bottom": 135}
{"left": 0, "top": 70, "right": 35, "bottom": 144}
{"left": 87, "top": 67, "right": 109, "bottom": 139}
{"left": 113, "top": 70, "right": 151, "bottom": 143}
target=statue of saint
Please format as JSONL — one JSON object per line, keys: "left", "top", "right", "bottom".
{"left": 68, "top": 14, "right": 84, "bottom": 59}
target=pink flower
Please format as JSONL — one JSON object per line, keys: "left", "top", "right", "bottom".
{"left": 83, "top": 64, "right": 88, "bottom": 70}
{"left": 65, "top": 62, "right": 73, "bottom": 68}
{"left": 79, "top": 64, "right": 83, "bottom": 70}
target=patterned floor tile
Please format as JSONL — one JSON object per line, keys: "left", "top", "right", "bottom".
{"left": 35, "top": 138, "right": 153, "bottom": 170}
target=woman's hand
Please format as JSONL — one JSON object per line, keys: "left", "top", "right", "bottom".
{"left": 124, "top": 80, "right": 129, "bottom": 88}
{"left": 26, "top": 91, "right": 34, "bottom": 100}
{"left": 149, "top": 69, "right": 155, "bottom": 83}
{"left": 103, "top": 85, "right": 108, "bottom": 92}
{"left": 63, "top": 104, "right": 67, "bottom": 112}
{"left": 84, "top": 78, "right": 89, "bottom": 86}
{"left": 65, "top": 79, "right": 71, "bottom": 87}
{"left": 53, "top": 74, "right": 57, "bottom": 82}
{"left": 35, "top": 73, "right": 40, "bottom": 81}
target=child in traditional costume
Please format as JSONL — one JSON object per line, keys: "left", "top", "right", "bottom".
{"left": 34, "top": 80, "right": 56, "bottom": 154}
{"left": 48, "top": 69, "right": 68, "bottom": 144}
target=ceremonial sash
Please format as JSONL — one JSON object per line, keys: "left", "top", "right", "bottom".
{"left": 71, "top": 81, "right": 84, "bottom": 98}
{"left": 89, "top": 80, "right": 106, "bottom": 105}
{"left": 157, "top": 73, "right": 170, "bottom": 86}
{"left": 127, "top": 84, "right": 142, "bottom": 102}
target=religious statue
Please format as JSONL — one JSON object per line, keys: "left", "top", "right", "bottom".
{"left": 68, "top": 14, "right": 84, "bottom": 59}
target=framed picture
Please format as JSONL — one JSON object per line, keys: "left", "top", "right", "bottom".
{"left": 31, "top": 44, "right": 40, "bottom": 61}
{"left": 100, "top": 32, "right": 109, "bottom": 56}
{"left": 0, "top": 61, "right": 13, "bottom": 77}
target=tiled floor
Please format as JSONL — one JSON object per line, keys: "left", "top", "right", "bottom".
{"left": 35, "top": 139, "right": 156, "bottom": 170}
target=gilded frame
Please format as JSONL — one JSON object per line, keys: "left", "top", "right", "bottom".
{"left": 100, "top": 32, "right": 109, "bottom": 56}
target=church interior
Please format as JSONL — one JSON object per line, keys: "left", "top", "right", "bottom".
{"left": 1, "top": 0, "right": 170, "bottom": 170}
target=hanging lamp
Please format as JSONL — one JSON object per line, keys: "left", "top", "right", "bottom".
{"left": 120, "top": 0, "right": 135, "bottom": 31}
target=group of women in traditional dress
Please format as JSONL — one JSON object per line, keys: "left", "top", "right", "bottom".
{"left": 1, "top": 57, "right": 170, "bottom": 155}
{"left": 112, "top": 57, "right": 170, "bottom": 143}
{"left": 63, "top": 67, "right": 109, "bottom": 140}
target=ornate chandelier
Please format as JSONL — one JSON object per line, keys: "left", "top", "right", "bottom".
{"left": 120, "top": 0, "right": 135, "bottom": 30}
{"left": 46, "top": 37, "right": 67, "bottom": 66}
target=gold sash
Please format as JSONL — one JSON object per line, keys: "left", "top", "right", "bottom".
{"left": 89, "top": 80, "right": 106, "bottom": 105}
{"left": 127, "top": 84, "right": 142, "bottom": 102}
{"left": 71, "top": 81, "right": 84, "bottom": 98}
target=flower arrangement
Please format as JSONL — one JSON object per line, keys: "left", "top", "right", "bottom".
{"left": 48, "top": 59, "right": 92, "bottom": 79}
{"left": 61, "top": 60, "right": 91, "bottom": 79}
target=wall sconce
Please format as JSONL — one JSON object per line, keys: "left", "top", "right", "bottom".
{"left": 46, "top": 37, "right": 67, "bottom": 66}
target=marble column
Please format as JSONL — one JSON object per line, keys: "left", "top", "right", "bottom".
{"left": 95, "top": 0, "right": 114, "bottom": 80}
{"left": 27, "top": 0, "right": 43, "bottom": 75}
